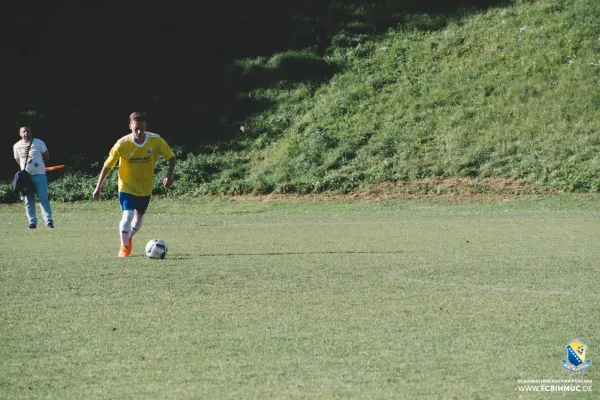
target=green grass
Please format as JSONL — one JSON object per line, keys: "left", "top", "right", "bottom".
{"left": 1, "top": 196, "right": 599, "bottom": 398}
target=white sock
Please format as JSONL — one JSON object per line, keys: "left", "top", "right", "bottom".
{"left": 131, "top": 214, "right": 144, "bottom": 238}
{"left": 119, "top": 210, "right": 135, "bottom": 246}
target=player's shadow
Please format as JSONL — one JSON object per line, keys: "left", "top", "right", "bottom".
{"left": 150, "top": 250, "right": 408, "bottom": 261}
{"left": 194, "top": 250, "right": 409, "bottom": 257}
{"left": 167, "top": 255, "right": 195, "bottom": 260}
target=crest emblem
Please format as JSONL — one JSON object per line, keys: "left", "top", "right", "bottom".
{"left": 562, "top": 339, "right": 591, "bottom": 373}
{"left": 148, "top": 148, "right": 153, "bottom": 154}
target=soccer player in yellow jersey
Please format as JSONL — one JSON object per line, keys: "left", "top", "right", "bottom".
{"left": 93, "top": 112, "right": 176, "bottom": 257}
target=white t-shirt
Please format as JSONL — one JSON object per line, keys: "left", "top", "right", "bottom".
{"left": 13, "top": 138, "right": 48, "bottom": 175}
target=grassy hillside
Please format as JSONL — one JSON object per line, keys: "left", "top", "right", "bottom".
{"left": 234, "top": 0, "right": 600, "bottom": 194}
{"left": 2, "top": 0, "right": 600, "bottom": 202}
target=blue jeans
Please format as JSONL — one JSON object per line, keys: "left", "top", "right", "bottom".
{"left": 24, "top": 174, "right": 53, "bottom": 225}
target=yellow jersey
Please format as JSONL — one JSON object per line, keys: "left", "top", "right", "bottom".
{"left": 104, "top": 132, "right": 175, "bottom": 196}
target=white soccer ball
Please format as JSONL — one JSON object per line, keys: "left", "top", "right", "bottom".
{"left": 145, "top": 239, "right": 168, "bottom": 259}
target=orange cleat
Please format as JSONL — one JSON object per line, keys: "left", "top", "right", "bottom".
{"left": 118, "top": 245, "right": 131, "bottom": 258}
{"left": 127, "top": 238, "right": 133, "bottom": 253}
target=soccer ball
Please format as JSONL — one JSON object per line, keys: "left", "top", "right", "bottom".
{"left": 145, "top": 239, "right": 168, "bottom": 259}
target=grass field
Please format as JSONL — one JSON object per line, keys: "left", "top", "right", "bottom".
{"left": 1, "top": 195, "right": 599, "bottom": 399}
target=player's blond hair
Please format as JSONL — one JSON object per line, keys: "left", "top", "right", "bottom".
{"left": 129, "top": 111, "right": 146, "bottom": 122}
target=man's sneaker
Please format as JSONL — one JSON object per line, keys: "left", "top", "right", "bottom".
{"left": 127, "top": 238, "right": 133, "bottom": 253}
{"left": 118, "top": 245, "right": 131, "bottom": 258}
{"left": 46, "top": 222, "right": 54, "bottom": 229}
{"left": 28, "top": 223, "right": 36, "bottom": 229}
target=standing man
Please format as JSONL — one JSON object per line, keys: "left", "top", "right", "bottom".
{"left": 93, "top": 111, "right": 176, "bottom": 257}
{"left": 13, "top": 126, "right": 54, "bottom": 229}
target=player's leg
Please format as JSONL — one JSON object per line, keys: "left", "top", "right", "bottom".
{"left": 118, "top": 192, "right": 136, "bottom": 257}
{"left": 129, "top": 196, "right": 150, "bottom": 253}
{"left": 130, "top": 212, "right": 144, "bottom": 238}
{"left": 34, "top": 174, "right": 53, "bottom": 228}
{"left": 119, "top": 209, "right": 135, "bottom": 246}
{"left": 119, "top": 210, "right": 135, "bottom": 257}
{"left": 130, "top": 196, "right": 150, "bottom": 238}
{"left": 128, "top": 212, "right": 143, "bottom": 253}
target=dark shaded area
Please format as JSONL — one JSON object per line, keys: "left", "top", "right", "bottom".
{"left": 0, "top": 0, "right": 509, "bottom": 179}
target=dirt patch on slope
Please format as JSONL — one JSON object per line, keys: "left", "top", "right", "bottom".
{"left": 221, "top": 178, "right": 557, "bottom": 204}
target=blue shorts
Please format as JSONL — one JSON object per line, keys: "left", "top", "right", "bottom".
{"left": 119, "top": 192, "right": 151, "bottom": 214}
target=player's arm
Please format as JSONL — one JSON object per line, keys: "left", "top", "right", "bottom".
{"left": 163, "top": 156, "right": 176, "bottom": 188}
{"left": 93, "top": 166, "right": 112, "bottom": 200}
{"left": 42, "top": 150, "right": 50, "bottom": 164}
{"left": 159, "top": 138, "right": 176, "bottom": 188}
{"left": 93, "top": 144, "right": 119, "bottom": 200}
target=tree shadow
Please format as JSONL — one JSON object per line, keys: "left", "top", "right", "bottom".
{"left": 0, "top": 0, "right": 513, "bottom": 179}
{"left": 210, "top": 0, "right": 512, "bottom": 148}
